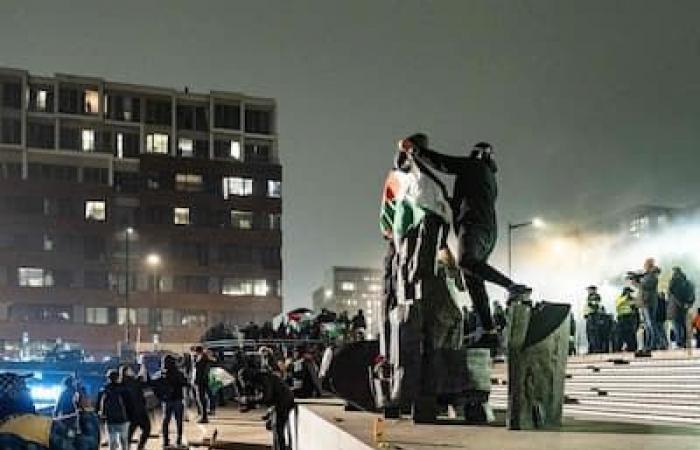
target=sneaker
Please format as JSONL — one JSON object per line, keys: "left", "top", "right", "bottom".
{"left": 197, "top": 418, "right": 209, "bottom": 424}
{"left": 507, "top": 283, "right": 532, "bottom": 301}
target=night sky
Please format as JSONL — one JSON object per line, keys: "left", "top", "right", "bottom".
{"left": 1, "top": 1, "right": 699, "bottom": 309}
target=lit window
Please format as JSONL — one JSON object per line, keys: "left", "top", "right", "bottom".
{"left": 173, "top": 207, "right": 190, "bottom": 225}
{"left": 221, "top": 278, "right": 253, "bottom": 296}
{"left": 37, "top": 90, "right": 47, "bottom": 111}
{"left": 178, "top": 138, "right": 193, "bottom": 157}
{"left": 84, "top": 90, "right": 99, "bottom": 114}
{"left": 267, "top": 180, "right": 281, "bottom": 198}
{"left": 368, "top": 283, "right": 381, "bottom": 293}
{"left": 175, "top": 173, "right": 203, "bottom": 192}
{"left": 43, "top": 234, "right": 53, "bottom": 251}
{"left": 116, "top": 133, "right": 124, "bottom": 158}
{"left": 81, "top": 129, "right": 95, "bottom": 151}
{"left": 86, "top": 307, "right": 109, "bottom": 324}
{"left": 146, "top": 133, "right": 169, "bottom": 154}
{"left": 85, "top": 200, "right": 106, "bottom": 221}
{"left": 268, "top": 212, "right": 281, "bottom": 230}
{"left": 254, "top": 279, "right": 269, "bottom": 296}
{"left": 341, "top": 282, "right": 356, "bottom": 292}
{"left": 222, "top": 177, "right": 253, "bottom": 199}
{"left": 117, "top": 308, "right": 136, "bottom": 325}
{"left": 231, "top": 210, "right": 253, "bottom": 229}
{"left": 18, "top": 267, "right": 53, "bottom": 287}
{"left": 230, "top": 141, "right": 241, "bottom": 159}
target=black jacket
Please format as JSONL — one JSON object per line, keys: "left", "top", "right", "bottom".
{"left": 121, "top": 376, "right": 148, "bottom": 420}
{"left": 414, "top": 146, "right": 497, "bottom": 231}
{"left": 194, "top": 355, "right": 210, "bottom": 386}
{"left": 254, "top": 372, "right": 294, "bottom": 411}
{"left": 158, "top": 367, "right": 187, "bottom": 402}
{"left": 97, "top": 383, "right": 131, "bottom": 424}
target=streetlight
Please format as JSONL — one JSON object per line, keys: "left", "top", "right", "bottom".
{"left": 507, "top": 217, "right": 545, "bottom": 277}
{"left": 145, "top": 253, "right": 161, "bottom": 348}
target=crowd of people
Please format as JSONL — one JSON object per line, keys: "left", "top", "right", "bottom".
{"left": 583, "top": 258, "right": 698, "bottom": 355}
{"left": 203, "top": 308, "right": 368, "bottom": 343}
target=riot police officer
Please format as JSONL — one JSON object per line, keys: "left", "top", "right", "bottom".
{"left": 615, "top": 287, "right": 638, "bottom": 352}
{"left": 584, "top": 285, "right": 603, "bottom": 353}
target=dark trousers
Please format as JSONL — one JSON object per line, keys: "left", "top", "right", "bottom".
{"left": 272, "top": 406, "right": 292, "bottom": 450}
{"left": 207, "top": 386, "right": 217, "bottom": 413}
{"left": 457, "top": 225, "right": 512, "bottom": 332}
{"left": 586, "top": 318, "right": 600, "bottom": 353}
{"left": 195, "top": 383, "right": 209, "bottom": 420}
{"left": 128, "top": 415, "right": 151, "bottom": 450}
{"left": 162, "top": 401, "right": 184, "bottom": 446}
{"left": 617, "top": 314, "right": 637, "bottom": 352}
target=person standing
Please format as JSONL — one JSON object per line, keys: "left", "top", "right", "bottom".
{"left": 632, "top": 258, "right": 661, "bottom": 351}
{"left": 158, "top": 354, "right": 188, "bottom": 449}
{"left": 615, "top": 287, "right": 638, "bottom": 352}
{"left": 584, "top": 286, "right": 603, "bottom": 353}
{"left": 668, "top": 266, "right": 695, "bottom": 348}
{"left": 97, "top": 369, "right": 131, "bottom": 450}
{"left": 119, "top": 365, "right": 150, "bottom": 450}
{"left": 53, "top": 375, "right": 80, "bottom": 432}
{"left": 192, "top": 346, "right": 211, "bottom": 423}
{"left": 399, "top": 138, "right": 532, "bottom": 347}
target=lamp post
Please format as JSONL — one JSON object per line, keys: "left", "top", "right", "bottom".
{"left": 145, "top": 253, "right": 161, "bottom": 348}
{"left": 124, "top": 227, "right": 134, "bottom": 345}
{"left": 507, "top": 217, "right": 545, "bottom": 277}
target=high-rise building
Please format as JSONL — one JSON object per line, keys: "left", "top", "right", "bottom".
{"left": 312, "top": 266, "right": 383, "bottom": 337}
{"left": 0, "top": 68, "right": 282, "bottom": 356}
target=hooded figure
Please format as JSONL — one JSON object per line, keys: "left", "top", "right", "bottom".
{"left": 0, "top": 373, "right": 100, "bottom": 450}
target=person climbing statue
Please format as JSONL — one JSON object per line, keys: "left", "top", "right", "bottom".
{"left": 398, "top": 136, "right": 532, "bottom": 347}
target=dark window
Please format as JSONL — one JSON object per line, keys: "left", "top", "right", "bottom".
{"left": 83, "top": 167, "right": 108, "bottom": 185}
{"left": 260, "top": 247, "right": 281, "bottom": 269}
{"left": 27, "top": 164, "right": 78, "bottom": 182}
{"left": 59, "top": 126, "right": 80, "bottom": 150}
{"left": 2, "top": 81, "right": 22, "bottom": 109}
{"left": 194, "top": 106, "right": 208, "bottom": 131}
{"left": 245, "top": 107, "right": 273, "bottom": 134}
{"left": 28, "top": 121, "right": 55, "bottom": 149}
{"left": 1, "top": 118, "right": 22, "bottom": 144}
{"left": 194, "top": 139, "right": 209, "bottom": 159}
{"left": 176, "top": 105, "right": 194, "bottom": 130}
{"left": 84, "top": 236, "right": 106, "bottom": 260}
{"left": 53, "top": 269, "right": 74, "bottom": 288}
{"left": 173, "top": 275, "right": 209, "bottom": 293}
{"left": 145, "top": 99, "right": 171, "bottom": 125}
{"left": 214, "top": 103, "right": 240, "bottom": 129}
{"left": 114, "top": 171, "right": 140, "bottom": 194}
{"left": 2, "top": 163, "right": 22, "bottom": 179}
{"left": 106, "top": 94, "right": 140, "bottom": 122}
{"left": 59, "top": 87, "right": 79, "bottom": 114}
{"left": 84, "top": 270, "right": 108, "bottom": 289}
{"left": 196, "top": 244, "right": 209, "bottom": 266}
{"left": 245, "top": 140, "right": 272, "bottom": 163}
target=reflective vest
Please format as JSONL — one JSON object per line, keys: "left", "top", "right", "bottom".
{"left": 616, "top": 294, "right": 635, "bottom": 317}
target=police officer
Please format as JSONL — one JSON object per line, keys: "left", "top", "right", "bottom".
{"left": 616, "top": 287, "right": 638, "bottom": 352}
{"left": 584, "top": 285, "right": 603, "bottom": 353}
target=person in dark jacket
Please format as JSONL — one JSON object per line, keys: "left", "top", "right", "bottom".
{"left": 119, "top": 365, "right": 150, "bottom": 450}
{"left": 158, "top": 355, "right": 188, "bottom": 449}
{"left": 192, "top": 345, "right": 211, "bottom": 423}
{"left": 399, "top": 137, "right": 531, "bottom": 347}
{"left": 97, "top": 369, "right": 131, "bottom": 450}
{"left": 631, "top": 258, "right": 661, "bottom": 351}
{"left": 239, "top": 368, "right": 295, "bottom": 450}
{"left": 53, "top": 375, "right": 79, "bottom": 431}
{"left": 668, "top": 266, "right": 695, "bottom": 348}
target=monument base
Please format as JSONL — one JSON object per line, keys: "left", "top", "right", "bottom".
{"left": 290, "top": 402, "right": 700, "bottom": 450}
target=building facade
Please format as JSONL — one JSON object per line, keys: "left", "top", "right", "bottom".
{"left": 0, "top": 68, "right": 282, "bottom": 356}
{"left": 313, "top": 266, "right": 382, "bottom": 337}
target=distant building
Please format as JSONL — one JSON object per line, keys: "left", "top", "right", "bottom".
{"left": 312, "top": 266, "right": 383, "bottom": 337}
{"left": 593, "top": 204, "right": 681, "bottom": 238}
{"left": 0, "top": 67, "right": 282, "bottom": 356}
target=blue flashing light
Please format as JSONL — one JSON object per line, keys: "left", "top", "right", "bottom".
{"left": 29, "top": 384, "right": 61, "bottom": 404}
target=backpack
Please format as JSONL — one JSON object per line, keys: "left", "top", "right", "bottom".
{"left": 99, "top": 387, "right": 128, "bottom": 423}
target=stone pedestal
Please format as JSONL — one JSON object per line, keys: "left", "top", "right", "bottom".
{"left": 507, "top": 301, "right": 570, "bottom": 430}
{"left": 464, "top": 348, "right": 494, "bottom": 423}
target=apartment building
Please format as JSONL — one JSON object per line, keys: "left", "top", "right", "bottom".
{"left": 0, "top": 68, "right": 282, "bottom": 356}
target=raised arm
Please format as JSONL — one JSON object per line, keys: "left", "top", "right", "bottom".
{"left": 399, "top": 139, "right": 466, "bottom": 175}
